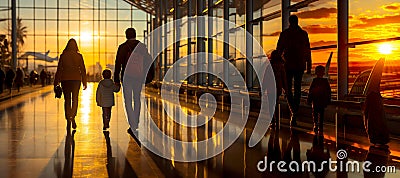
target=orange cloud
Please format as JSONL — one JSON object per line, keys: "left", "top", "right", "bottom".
{"left": 382, "top": 3, "right": 400, "bottom": 11}
{"left": 266, "top": 25, "right": 337, "bottom": 36}
{"left": 303, "top": 25, "right": 337, "bottom": 34}
{"left": 310, "top": 40, "right": 336, "bottom": 48}
{"left": 296, "top": 8, "right": 336, "bottom": 19}
{"left": 353, "top": 14, "right": 400, "bottom": 28}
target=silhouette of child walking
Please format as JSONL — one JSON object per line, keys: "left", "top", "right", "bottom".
{"left": 307, "top": 65, "right": 331, "bottom": 133}
{"left": 96, "top": 69, "right": 120, "bottom": 130}
{"left": 269, "top": 50, "right": 287, "bottom": 128}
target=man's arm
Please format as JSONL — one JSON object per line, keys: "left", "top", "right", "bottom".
{"left": 80, "top": 54, "right": 87, "bottom": 90}
{"left": 114, "top": 45, "right": 123, "bottom": 84}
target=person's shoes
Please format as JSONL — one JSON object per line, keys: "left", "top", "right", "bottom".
{"left": 127, "top": 128, "right": 141, "bottom": 147}
{"left": 103, "top": 126, "right": 107, "bottom": 131}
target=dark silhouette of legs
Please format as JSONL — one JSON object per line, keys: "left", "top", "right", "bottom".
{"left": 102, "top": 107, "right": 112, "bottom": 130}
{"left": 286, "top": 70, "right": 304, "bottom": 126}
{"left": 62, "top": 80, "right": 81, "bottom": 130}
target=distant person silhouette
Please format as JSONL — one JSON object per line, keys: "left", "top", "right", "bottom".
{"left": 269, "top": 50, "right": 288, "bottom": 129}
{"left": 15, "top": 67, "right": 24, "bottom": 92}
{"left": 30, "top": 70, "right": 38, "bottom": 86}
{"left": 307, "top": 65, "right": 331, "bottom": 133}
{"left": 277, "top": 15, "right": 312, "bottom": 126}
{"left": 5, "top": 66, "right": 15, "bottom": 93}
{"left": 54, "top": 38, "right": 87, "bottom": 130}
{"left": 40, "top": 69, "right": 47, "bottom": 87}
{"left": 96, "top": 69, "right": 120, "bottom": 130}
{"left": 0, "top": 68, "right": 5, "bottom": 94}
{"left": 363, "top": 91, "right": 390, "bottom": 147}
{"left": 114, "top": 28, "right": 152, "bottom": 146}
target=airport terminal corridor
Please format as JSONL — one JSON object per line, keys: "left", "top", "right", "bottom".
{"left": 0, "top": 84, "right": 399, "bottom": 177}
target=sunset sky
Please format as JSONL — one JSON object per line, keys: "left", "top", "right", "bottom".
{"left": 1, "top": 0, "right": 400, "bottom": 68}
{"left": 260, "top": 0, "right": 400, "bottom": 64}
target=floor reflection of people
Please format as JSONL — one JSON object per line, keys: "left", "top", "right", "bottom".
{"left": 266, "top": 127, "right": 282, "bottom": 176}
{"left": 282, "top": 128, "right": 304, "bottom": 176}
{"left": 306, "top": 133, "right": 330, "bottom": 178}
{"left": 63, "top": 130, "right": 76, "bottom": 178}
{"left": 103, "top": 131, "right": 116, "bottom": 177}
{"left": 363, "top": 146, "right": 390, "bottom": 178}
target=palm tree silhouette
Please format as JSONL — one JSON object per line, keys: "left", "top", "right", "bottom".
{"left": 9, "top": 18, "right": 28, "bottom": 53}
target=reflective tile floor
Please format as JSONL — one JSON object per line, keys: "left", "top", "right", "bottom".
{"left": 0, "top": 83, "right": 399, "bottom": 177}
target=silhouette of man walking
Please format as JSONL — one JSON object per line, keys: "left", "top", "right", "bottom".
{"left": 277, "top": 15, "right": 311, "bottom": 126}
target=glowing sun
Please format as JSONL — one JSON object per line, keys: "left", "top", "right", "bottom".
{"left": 80, "top": 32, "right": 92, "bottom": 42}
{"left": 378, "top": 43, "right": 393, "bottom": 55}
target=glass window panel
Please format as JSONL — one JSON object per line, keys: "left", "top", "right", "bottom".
{"left": 23, "top": 20, "right": 34, "bottom": 36}
{"left": 0, "top": 9, "right": 8, "bottom": 20}
{"left": 80, "top": 0, "right": 93, "bottom": 8}
{"left": 19, "top": 0, "right": 34, "bottom": 7}
{"left": 118, "top": 21, "right": 131, "bottom": 34}
{"left": 35, "top": 36, "right": 46, "bottom": 53}
{"left": 93, "top": 9, "right": 99, "bottom": 21}
{"left": 99, "top": 20, "right": 106, "bottom": 36}
{"left": 35, "top": 20, "right": 45, "bottom": 35}
{"left": 47, "top": 0, "right": 57, "bottom": 8}
{"left": 132, "top": 21, "right": 146, "bottom": 36}
{"left": 99, "top": 35, "right": 106, "bottom": 52}
{"left": 19, "top": 8, "right": 33, "bottom": 20}
{"left": 36, "top": 0, "right": 45, "bottom": 7}
{"left": 107, "top": 21, "right": 117, "bottom": 36}
{"left": 0, "top": 0, "right": 8, "bottom": 7}
{"left": 118, "top": 9, "right": 130, "bottom": 20}
{"left": 81, "top": 10, "right": 93, "bottom": 20}
{"left": 106, "top": 10, "right": 116, "bottom": 20}
{"left": 80, "top": 21, "right": 93, "bottom": 33}
{"left": 132, "top": 10, "right": 146, "bottom": 20}
{"left": 46, "top": 9, "right": 57, "bottom": 20}
{"left": 58, "top": 9, "right": 68, "bottom": 20}
{"left": 59, "top": 0, "right": 68, "bottom": 8}
{"left": 58, "top": 21, "right": 69, "bottom": 35}
{"left": 69, "top": 21, "right": 79, "bottom": 36}
{"left": 69, "top": 0, "right": 80, "bottom": 8}
{"left": 69, "top": 9, "right": 79, "bottom": 20}
{"left": 23, "top": 35, "right": 34, "bottom": 52}
{"left": 80, "top": 41, "right": 92, "bottom": 53}
{"left": 46, "top": 36, "right": 59, "bottom": 54}
{"left": 119, "top": 1, "right": 132, "bottom": 9}
{"left": 99, "top": 0, "right": 106, "bottom": 8}
{"left": 36, "top": 9, "right": 45, "bottom": 20}
{"left": 106, "top": 37, "right": 117, "bottom": 52}
{"left": 47, "top": 21, "right": 58, "bottom": 35}
{"left": 107, "top": 0, "right": 117, "bottom": 9}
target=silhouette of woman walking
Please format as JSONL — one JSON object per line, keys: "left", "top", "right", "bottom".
{"left": 54, "top": 38, "right": 87, "bottom": 130}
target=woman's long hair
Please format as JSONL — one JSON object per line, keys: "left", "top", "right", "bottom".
{"left": 63, "top": 38, "right": 79, "bottom": 53}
